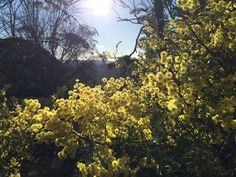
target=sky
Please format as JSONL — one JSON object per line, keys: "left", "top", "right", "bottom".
{"left": 77, "top": 0, "right": 143, "bottom": 56}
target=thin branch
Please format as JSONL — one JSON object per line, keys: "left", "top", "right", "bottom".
{"left": 115, "top": 40, "right": 122, "bottom": 57}
{"left": 129, "top": 25, "right": 144, "bottom": 57}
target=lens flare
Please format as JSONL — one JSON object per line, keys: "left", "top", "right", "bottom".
{"left": 86, "top": 0, "right": 112, "bottom": 15}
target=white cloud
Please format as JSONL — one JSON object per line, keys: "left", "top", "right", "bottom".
{"left": 96, "top": 44, "right": 105, "bottom": 49}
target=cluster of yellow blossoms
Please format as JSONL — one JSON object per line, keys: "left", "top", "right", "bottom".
{"left": 176, "top": 0, "right": 200, "bottom": 12}
{"left": 138, "top": 0, "right": 236, "bottom": 145}
{"left": 0, "top": 91, "right": 36, "bottom": 176}
{"left": 22, "top": 78, "right": 153, "bottom": 176}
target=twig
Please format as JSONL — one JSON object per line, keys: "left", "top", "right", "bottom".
{"left": 129, "top": 25, "right": 144, "bottom": 57}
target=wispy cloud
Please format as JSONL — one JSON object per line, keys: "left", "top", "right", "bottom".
{"left": 96, "top": 44, "right": 105, "bottom": 49}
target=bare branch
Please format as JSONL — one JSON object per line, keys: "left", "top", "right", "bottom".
{"left": 129, "top": 25, "right": 144, "bottom": 58}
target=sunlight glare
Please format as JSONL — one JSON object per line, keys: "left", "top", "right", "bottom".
{"left": 86, "top": 0, "right": 112, "bottom": 15}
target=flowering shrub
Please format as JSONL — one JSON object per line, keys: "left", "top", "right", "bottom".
{"left": 0, "top": 0, "right": 235, "bottom": 176}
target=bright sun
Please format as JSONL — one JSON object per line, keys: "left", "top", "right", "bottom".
{"left": 86, "top": 0, "right": 112, "bottom": 15}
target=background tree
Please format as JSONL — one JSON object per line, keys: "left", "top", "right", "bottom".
{"left": 0, "top": 0, "right": 97, "bottom": 61}
{"left": 0, "top": 0, "right": 23, "bottom": 38}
